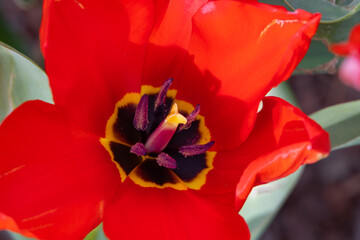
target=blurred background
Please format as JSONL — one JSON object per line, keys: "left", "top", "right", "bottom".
{"left": 0, "top": 0, "right": 359, "bottom": 239}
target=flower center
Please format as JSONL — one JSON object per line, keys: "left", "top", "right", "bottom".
{"left": 100, "top": 79, "right": 216, "bottom": 190}
{"left": 144, "top": 103, "right": 187, "bottom": 153}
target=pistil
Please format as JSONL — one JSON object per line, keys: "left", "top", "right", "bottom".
{"left": 144, "top": 103, "right": 187, "bottom": 153}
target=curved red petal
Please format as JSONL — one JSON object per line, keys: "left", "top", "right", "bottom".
{"left": 103, "top": 180, "right": 249, "bottom": 240}
{"left": 176, "top": 1, "right": 320, "bottom": 150}
{"left": 234, "top": 97, "right": 329, "bottom": 209}
{"left": 330, "top": 43, "right": 353, "bottom": 56}
{"left": 40, "top": 0, "right": 154, "bottom": 136}
{"left": 199, "top": 97, "right": 329, "bottom": 209}
{"left": 330, "top": 24, "right": 360, "bottom": 56}
{"left": 0, "top": 101, "right": 120, "bottom": 239}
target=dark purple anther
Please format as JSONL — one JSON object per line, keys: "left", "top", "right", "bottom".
{"left": 156, "top": 152, "right": 177, "bottom": 169}
{"left": 179, "top": 141, "right": 215, "bottom": 157}
{"left": 130, "top": 142, "right": 147, "bottom": 156}
{"left": 133, "top": 94, "right": 149, "bottom": 131}
{"left": 179, "top": 104, "right": 200, "bottom": 131}
{"left": 155, "top": 78, "right": 173, "bottom": 111}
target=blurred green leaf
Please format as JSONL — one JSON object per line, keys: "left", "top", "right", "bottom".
{"left": 334, "top": 136, "right": 360, "bottom": 149}
{"left": 315, "top": 11, "right": 360, "bottom": 44}
{"left": 296, "top": 40, "right": 335, "bottom": 73}
{"left": 335, "top": 0, "right": 355, "bottom": 6}
{"left": 259, "top": 0, "right": 292, "bottom": 9}
{"left": 0, "top": 231, "right": 34, "bottom": 240}
{"left": 1, "top": 223, "right": 108, "bottom": 240}
{"left": 0, "top": 41, "right": 53, "bottom": 122}
{"left": 267, "top": 82, "right": 298, "bottom": 106}
{"left": 84, "top": 224, "right": 108, "bottom": 240}
{"left": 8, "top": 232, "right": 33, "bottom": 240}
{"left": 310, "top": 100, "right": 360, "bottom": 150}
{"left": 284, "top": 0, "right": 360, "bottom": 23}
{"left": 241, "top": 168, "right": 304, "bottom": 240}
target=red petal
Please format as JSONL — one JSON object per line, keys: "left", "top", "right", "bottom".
{"left": 329, "top": 43, "right": 352, "bottom": 56}
{"left": 176, "top": 1, "right": 320, "bottom": 150}
{"left": 199, "top": 97, "right": 329, "bottom": 209}
{"left": 40, "top": 0, "right": 154, "bottom": 136}
{"left": 103, "top": 180, "right": 249, "bottom": 240}
{"left": 348, "top": 24, "right": 360, "bottom": 46}
{"left": 0, "top": 101, "right": 120, "bottom": 239}
{"left": 330, "top": 24, "right": 360, "bottom": 55}
{"left": 0, "top": 213, "right": 36, "bottom": 239}
{"left": 141, "top": 0, "right": 208, "bottom": 87}
{"left": 235, "top": 97, "right": 329, "bottom": 209}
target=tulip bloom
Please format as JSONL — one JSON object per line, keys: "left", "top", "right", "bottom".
{"left": 330, "top": 24, "right": 360, "bottom": 91}
{"left": 0, "top": 0, "right": 330, "bottom": 239}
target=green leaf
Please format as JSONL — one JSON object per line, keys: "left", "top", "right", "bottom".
{"left": 267, "top": 82, "right": 298, "bottom": 107}
{"left": 0, "top": 231, "right": 34, "bottom": 240}
{"left": 310, "top": 100, "right": 360, "bottom": 150}
{"left": 284, "top": 0, "right": 360, "bottom": 23}
{"left": 315, "top": 10, "right": 360, "bottom": 44}
{"left": 240, "top": 168, "right": 304, "bottom": 240}
{"left": 1, "top": 223, "right": 108, "bottom": 240}
{"left": 0, "top": 41, "right": 53, "bottom": 122}
{"left": 259, "top": 0, "right": 292, "bottom": 9}
{"left": 84, "top": 224, "right": 108, "bottom": 240}
{"left": 334, "top": 136, "right": 360, "bottom": 149}
{"left": 295, "top": 40, "right": 335, "bottom": 73}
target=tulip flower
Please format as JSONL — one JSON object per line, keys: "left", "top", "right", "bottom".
{"left": 0, "top": 0, "right": 329, "bottom": 239}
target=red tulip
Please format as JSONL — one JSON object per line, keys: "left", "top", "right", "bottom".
{"left": 0, "top": 0, "right": 329, "bottom": 239}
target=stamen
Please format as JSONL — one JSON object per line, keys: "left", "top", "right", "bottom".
{"left": 133, "top": 94, "right": 149, "bottom": 131}
{"left": 179, "top": 104, "right": 200, "bottom": 131}
{"left": 156, "top": 152, "right": 177, "bottom": 169}
{"left": 179, "top": 141, "right": 215, "bottom": 157}
{"left": 145, "top": 103, "right": 187, "bottom": 153}
{"left": 130, "top": 142, "right": 147, "bottom": 156}
{"left": 154, "top": 78, "right": 173, "bottom": 111}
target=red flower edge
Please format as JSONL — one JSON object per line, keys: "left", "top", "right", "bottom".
{"left": 0, "top": 101, "right": 120, "bottom": 239}
{"left": 330, "top": 24, "right": 360, "bottom": 56}
{"left": 330, "top": 24, "right": 360, "bottom": 91}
